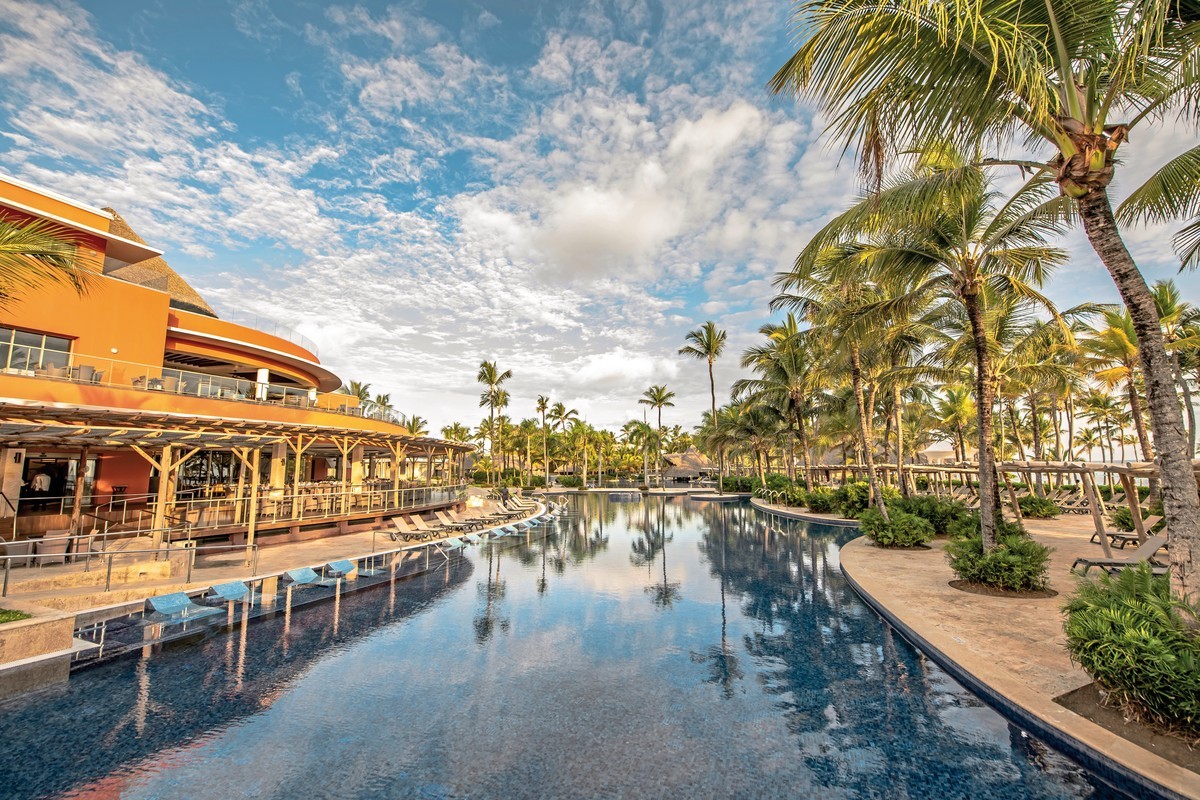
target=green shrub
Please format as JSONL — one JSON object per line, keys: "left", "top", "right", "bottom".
{"left": 1109, "top": 507, "right": 1136, "bottom": 532}
{"left": 720, "top": 476, "right": 756, "bottom": 493}
{"left": 1064, "top": 564, "right": 1200, "bottom": 737}
{"left": 805, "top": 487, "right": 838, "bottom": 514}
{"left": 784, "top": 486, "right": 809, "bottom": 507}
{"left": 763, "top": 473, "right": 793, "bottom": 493}
{"left": 944, "top": 528, "right": 1052, "bottom": 592}
{"left": 834, "top": 481, "right": 872, "bottom": 518}
{"left": 471, "top": 470, "right": 489, "bottom": 484}
{"left": 859, "top": 509, "right": 935, "bottom": 548}
{"left": 0, "top": 609, "right": 31, "bottom": 625}
{"left": 946, "top": 512, "right": 1025, "bottom": 541}
{"left": 1018, "top": 495, "right": 1061, "bottom": 519}
{"left": 558, "top": 475, "right": 583, "bottom": 488}
{"left": 889, "top": 496, "right": 972, "bottom": 536}
{"left": 525, "top": 476, "right": 546, "bottom": 489}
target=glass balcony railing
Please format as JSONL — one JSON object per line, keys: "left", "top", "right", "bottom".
{"left": 1, "top": 347, "right": 399, "bottom": 424}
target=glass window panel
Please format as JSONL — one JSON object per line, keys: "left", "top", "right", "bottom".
{"left": 44, "top": 335, "right": 71, "bottom": 353}
{"left": 0, "top": 343, "right": 9, "bottom": 371}
{"left": 12, "top": 330, "right": 40, "bottom": 348}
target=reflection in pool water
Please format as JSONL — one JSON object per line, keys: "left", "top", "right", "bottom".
{"left": 0, "top": 496, "right": 1124, "bottom": 799}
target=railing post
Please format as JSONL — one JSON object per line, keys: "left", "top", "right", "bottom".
{"left": 2, "top": 558, "right": 9, "bottom": 597}
{"left": 105, "top": 555, "right": 113, "bottom": 592}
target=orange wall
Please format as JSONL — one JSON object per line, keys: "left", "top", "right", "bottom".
{"left": 0, "top": 206, "right": 107, "bottom": 275}
{"left": 169, "top": 309, "right": 318, "bottom": 362}
{"left": 0, "top": 275, "right": 169, "bottom": 375}
{"left": 95, "top": 450, "right": 152, "bottom": 498}
{"left": 0, "top": 178, "right": 112, "bottom": 233}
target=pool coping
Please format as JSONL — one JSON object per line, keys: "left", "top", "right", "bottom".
{"left": 749, "top": 497, "right": 861, "bottom": 527}
{"left": 836, "top": 535, "right": 1197, "bottom": 800}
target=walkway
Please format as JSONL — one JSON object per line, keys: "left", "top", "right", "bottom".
{"left": 824, "top": 508, "right": 1199, "bottom": 800}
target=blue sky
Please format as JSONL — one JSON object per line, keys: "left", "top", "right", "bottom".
{"left": 1, "top": 0, "right": 1197, "bottom": 435}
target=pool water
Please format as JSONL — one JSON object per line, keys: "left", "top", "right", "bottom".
{"left": 0, "top": 496, "right": 1125, "bottom": 799}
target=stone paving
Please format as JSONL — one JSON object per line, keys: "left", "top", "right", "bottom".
{"left": 822, "top": 507, "right": 1199, "bottom": 800}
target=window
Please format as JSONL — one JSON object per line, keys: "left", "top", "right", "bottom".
{"left": 0, "top": 326, "right": 72, "bottom": 372}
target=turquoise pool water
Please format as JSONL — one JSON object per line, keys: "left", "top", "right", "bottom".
{"left": 0, "top": 496, "right": 1125, "bottom": 798}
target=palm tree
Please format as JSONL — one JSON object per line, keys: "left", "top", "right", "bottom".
{"left": 638, "top": 385, "right": 676, "bottom": 488}
{"left": 338, "top": 380, "right": 372, "bottom": 414}
{"left": 477, "top": 360, "right": 512, "bottom": 486}
{"left": 548, "top": 402, "right": 578, "bottom": 433}
{"left": 771, "top": 0, "right": 1200, "bottom": 599}
{"left": 371, "top": 392, "right": 395, "bottom": 422}
{"left": 1151, "top": 280, "right": 1200, "bottom": 457}
{"left": 536, "top": 395, "right": 551, "bottom": 487}
{"left": 778, "top": 148, "right": 1069, "bottom": 547}
{"left": 1082, "top": 309, "right": 1153, "bottom": 463}
{"left": 441, "top": 422, "right": 471, "bottom": 442}
{"left": 934, "top": 387, "right": 976, "bottom": 463}
{"left": 0, "top": 217, "right": 91, "bottom": 307}
{"left": 403, "top": 414, "right": 429, "bottom": 437}
{"left": 680, "top": 322, "right": 728, "bottom": 493}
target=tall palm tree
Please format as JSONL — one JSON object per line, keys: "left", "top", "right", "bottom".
{"left": 371, "top": 392, "right": 395, "bottom": 422}
{"left": 638, "top": 385, "right": 677, "bottom": 487}
{"left": 1082, "top": 309, "right": 1153, "bottom": 463}
{"left": 441, "top": 422, "right": 471, "bottom": 442}
{"left": 536, "top": 395, "right": 551, "bottom": 487}
{"left": 548, "top": 402, "right": 578, "bottom": 433}
{"left": 680, "top": 322, "right": 728, "bottom": 493}
{"left": 1151, "top": 280, "right": 1200, "bottom": 457}
{"left": 403, "top": 414, "right": 429, "bottom": 437}
{"left": 338, "top": 380, "right": 373, "bottom": 414}
{"left": 771, "top": 0, "right": 1200, "bottom": 599}
{"left": 778, "top": 148, "right": 1069, "bottom": 547}
{"left": 477, "top": 360, "right": 513, "bottom": 486}
{"left": 0, "top": 217, "right": 91, "bottom": 307}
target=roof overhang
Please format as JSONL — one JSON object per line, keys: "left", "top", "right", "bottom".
{"left": 167, "top": 326, "right": 341, "bottom": 392}
{"left": 0, "top": 195, "right": 162, "bottom": 266}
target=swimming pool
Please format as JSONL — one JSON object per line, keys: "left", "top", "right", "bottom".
{"left": 0, "top": 496, "right": 1125, "bottom": 798}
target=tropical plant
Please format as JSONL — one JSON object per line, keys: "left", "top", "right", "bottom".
{"left": 860, "top": 508, "right": 935, "bottom": 548}
{"left": 477, "top": 360, "right": 513, "bottom": 485}
{"left": 0, "top": 217, "right": 90, "bottom": 307}
{"left": 680, "top": 321, "right": 728, "bottom": 493}
{"left": 638, "top": 384, "right": 676, "bottom": 487}
{"left": 1064, "top": 564, "right": 1200, "bottom": 738}
{"left": 770, "top": 0, "right": 1200, "bottom": 603}
{"left": 945, "top": 530, "right": 1052, "bottom": 592}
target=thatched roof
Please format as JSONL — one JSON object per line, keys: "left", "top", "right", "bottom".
{"left": 662, "top": 446, "right": 715, "bottom": 479}
{"left": 102, "top": 208, "right": 217, "bottom": 317}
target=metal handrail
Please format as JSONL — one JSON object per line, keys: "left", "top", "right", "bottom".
{"left": 1, "top": 540, "right": 257, "bottom": 596}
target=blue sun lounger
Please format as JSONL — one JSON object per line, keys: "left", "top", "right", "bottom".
{"left": 205, "top": 581, "right": 249, "bottom": 604}
{"left": 284, "top": 566, "right": 339, "bottom": 588}
{"left": 146, "top": 592, "right": 223, "bottom": 622}
{"left": 326, "top": 559, "right": 357, "bottom": 578}
{"left": 464, "top": 533, "right": 484, "bottom": 545}
{"left": 439, "top": 537, "right": 464, "bottom": 551}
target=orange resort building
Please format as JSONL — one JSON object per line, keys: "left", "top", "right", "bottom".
{"left": 0, "top": 174, "right": 471, "bottom": 564}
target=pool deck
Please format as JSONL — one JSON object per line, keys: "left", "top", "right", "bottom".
{"left": 7, "top": 504, "right": 549, "bottom": 613}
{"left": 754, "top": 499, "right": 1198, "bottom": 800}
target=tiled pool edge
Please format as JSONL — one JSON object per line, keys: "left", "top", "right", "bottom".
{"left": 749, "top": 497, "right": 861, "bottom": 527}
{"left": 838, "top": 536, "right": 1196, "bottom": 800}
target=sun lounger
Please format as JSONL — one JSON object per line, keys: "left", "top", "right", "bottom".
{"left": 390, "top": 517, "right": 428, "bottom": 542}
{"left": 438, "top": 537, "right": 464, "bottom": 551}
{"left": 435, "top": 510, "right": 475, "bottom": 531}
{"left": 326, "top": 559, "right": 357, "bottom": 578}
{"left": 284, "top": 566, "right": 339, "bottom": 588}
{"left": 147, "top": 592, "right": 223, "bottom": 622}
{"left": 1091, "top": 516, "right": 1164, "bottom": 548}
{"left": 1071, "top": 533, "right": 1169, "bottom": 576}
{"left": 410, "top": 515, "right": 454, "bottom": 536}
{"left": 464, "top": 533, "right": 484, "bottom": 545}
{"left": 205, "top": 581, "right": 250, "bottom": 604}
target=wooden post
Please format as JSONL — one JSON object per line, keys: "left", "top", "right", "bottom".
{"left": 999, "top": 466, "right": 1023, "bottom": 523}
{"left": 69, "top": 446, "right": 89, "bottom": 535}
{"left": 1079, "top": 467, "right": 1112, "bottom": 558}
{"left": 245, "top": 448, "right": 260, "bottom": 568}
{"left": 1118, "top": 471, "right": 1148, "bottom": 545}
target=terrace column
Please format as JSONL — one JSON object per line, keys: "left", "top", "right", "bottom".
{"left": 0, "top": 448, "right": 25, "bottom": 519}
{"left": 269, "top": 442, "right": 287, "bottom": 487}
{"left": 255, "top": 368, "right": 269, "bottom": 401}
{"left": 69, "top": 446, "right": 89, "bottom": 535}
{"left": 350, "top": 445, "right": 365, "bottom": 490}
{"left": 131, "top": 443, "right": 199, "bottom": 553}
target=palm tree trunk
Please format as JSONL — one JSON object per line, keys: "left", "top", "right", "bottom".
{"left": 797, "top": 410, "right": 813, "bottom": 489}
{"left": 1125, "top": 376, "right": 1154, "bottom": 462}
{"left": 489, "top": 406, "right": 496, "bottom": 486}
{"left": 657, "top": 407, "right": 664, "bottom": 489}
{"left": 1078, "top": 189, "right": 1200, "bottom": 604}
{"left": 964, "top": 290, "right": 999, "bottom": 549}
{"left": 542, "top": 414, "right": 549, "bottom": 488}
{"left": 1030, "top": 394, "right": 1044, "bottom": 496}
{"left": 1171, "top": 351, "right": 1196, "bottom": 458}
{"left": 849, "top": 345, "right": 887, "bottom": 520}
{"left": 1007, "top": 401, "right": 1027, "bottom": 460}
{"left": 893, "top": 383, "right": 908, "bottom": 498}
{"left": 709, "top": 359, "right": 723, "bottom": 495}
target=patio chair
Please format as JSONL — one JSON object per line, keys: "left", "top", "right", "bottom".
{"left": 146, "top": 592, "right": 223, "bottom": 622}
{"left": 1071, "top": 533, "right": 1169, "bottom": 576}
{"left": 35, "top": 530, "right": 71, "bottom": 566}
{"left": 205, "top": 581, "right": 250, "bottom": 605}
{"left": 1, "top": 538, "right": 34, "bottom": 568}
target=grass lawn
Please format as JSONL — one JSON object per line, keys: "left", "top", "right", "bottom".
{"left": 0, "top": 608, "right": 31, "bottom": 625}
